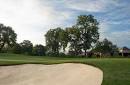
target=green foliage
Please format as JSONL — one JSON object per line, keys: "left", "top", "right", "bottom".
{"left": 93, "top": 38, "right": 118, "bottom": 54}
{"left": 0, "top": 24, "right": 17, "bottom": 52}
{"left": 20, "top": 40, "right": 33, "bottom": 55}
{"left": 45, "top": 15, "right": 100, "bottom": 56}
{"left": 59, "top": 28, "right": 69, "bottom": 52}
{"left": 76, "top": 15, "right": 99, "bottom": 55}
{"left": 45, "top": 27, "right": 68, "bottom": 55}
{"left": 66, "top": 26, "right": 82, "bottom": 55}
{"left": 33, "top": 44, "right": 46, "bottom": 56}
{"left": 12, "top": 43, "right": 22, "bottom": 54}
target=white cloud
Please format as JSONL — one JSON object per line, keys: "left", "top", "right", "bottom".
{"left": 99, "top": 22, "right": 130, "bottom": 47}
{"left": 0, "top": 0, "right": 72, "bottom": 45}
{"left": 0, "top": 0, "right": 129, "bottom": 48}
{"left": 63, "top": 0, "right": 120, "bottom": 12}
{"left": 64, "top": 0, "right": 105, "bottom": 12}
{"left": 99, "top": 22, "right": 110, "bottom": 40}
{"left": 110, "top": 30, "right": 130, "bottom": 47}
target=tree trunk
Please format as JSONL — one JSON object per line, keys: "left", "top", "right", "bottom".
{"left": 84, "top": 50, "right": 87, "bottom": 56}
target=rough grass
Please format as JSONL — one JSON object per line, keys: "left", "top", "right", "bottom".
{"left": 0, "top": 53, "right": 130, "bottom": 85}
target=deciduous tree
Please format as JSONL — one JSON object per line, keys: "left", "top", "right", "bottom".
{"left": 93, "top": 38, "right": 118, "bottom": 54}
{"left": 20, "top": 40, "right": 33, "bottom": 54}
{"left": 67, "top": 26, "right": 82, "bottom": 55}
{"left": 77, "top": 15, "right": 99, "bottom": 56}
{"left": 33, "top": 44, "right": 46, "bottom": 56}
{"left": 45, "top": 27, "right": 63, "bottom": 55}
{"left": 0, "top": 24, "right": 17, "bottom": 52}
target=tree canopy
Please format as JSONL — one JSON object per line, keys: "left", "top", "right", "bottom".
{"left": 33, "top": 44, "right": 46, "bottom": 56}
{"left": 76, "top": 15, "right": 99, "bottom": 55}
{"left": 45, "top": 27, "right": 64, "bottom": 55}
{"left": 67, "top": 26, "right": 82, "bottom": 55}
{"left": 45, "top": 15, "right": 100, "bottom": 56}
{"left": 12, "top": 43, "right": 22, "bottom": 54}
{"left": 93, "top": 38, "right": 118, "bottom": 54}
{"left": 20, "top": 40, "right": 33, "bottom": 55}
{"left": 0, "top": 24, "right": 17, "bottom": 52}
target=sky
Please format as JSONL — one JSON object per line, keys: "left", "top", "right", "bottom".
{"left": 0, "top": 0, "right": 130, "bottom": 47}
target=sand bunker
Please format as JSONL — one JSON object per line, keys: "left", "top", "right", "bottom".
{"left": 0, "top": 63, "right": 103, "bottom": 85}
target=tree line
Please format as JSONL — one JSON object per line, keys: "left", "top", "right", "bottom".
{"left": 45, "top": 15, "right": 100, "bottom": 56}
{"left": 0, "top": 24, "right": 46, "bottom": 56}
{"left": 0, "top": 14, "right": 118, "bottom": 57}
{"left": 44, "top": 14, "right": 118, "bottom": 56}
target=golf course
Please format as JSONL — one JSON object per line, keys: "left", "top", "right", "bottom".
{"left": 0, "top": 53, "right": 130, "bottom": 85}
{"left": 0, "top": 0, "right": 130, "bottom": 85}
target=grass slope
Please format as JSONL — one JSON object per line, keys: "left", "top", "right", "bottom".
{"left": 0, "top": 53, "right": 130, "bottom": 85}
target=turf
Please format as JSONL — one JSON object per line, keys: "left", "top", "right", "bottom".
{"left": 0, "top": 53, "right": 130, "bottom": 85}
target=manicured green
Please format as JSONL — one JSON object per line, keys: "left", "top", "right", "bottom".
{"left": 0, "top": 53, "right": 130, "bottom": 85}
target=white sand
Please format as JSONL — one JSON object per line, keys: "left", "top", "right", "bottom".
{"left": 0, "top": 63, "right": 103, "bottom": 85}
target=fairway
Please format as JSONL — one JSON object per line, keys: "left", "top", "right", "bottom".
{"left": 0, "top": 53, "right": 130, "bottom": 85}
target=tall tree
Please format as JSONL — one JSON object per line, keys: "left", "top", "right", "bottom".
{"left": 67, "top": 26, "right": 82, "bottom": 55}
{"left": 59, "top": 28, "right": 69, "bottom": 52}
{"left": 45, "top": 27, "right": 63, "bottom": 55}
{"left": 0, "top": 24, "right": 17, "bottom": 52}
{"left": 77, "top": 15, "right": 99, "bottom": 56}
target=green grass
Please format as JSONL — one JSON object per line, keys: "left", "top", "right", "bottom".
{"left": 0, "top": 53, "right": 130, "bottom": 85}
